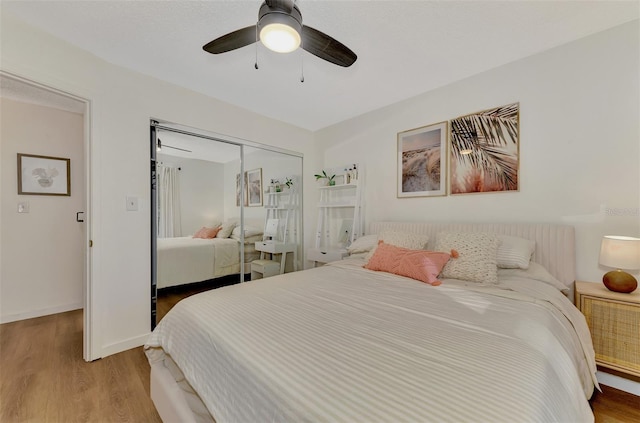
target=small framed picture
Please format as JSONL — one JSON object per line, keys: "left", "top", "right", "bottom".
{"left": 18, "top": 153, "right": 71, "bottom": 196}
{"left": 236, "top": 172, "right": 248, "bottom": 207}
{"left": 397, "top": 121, "right": 447, "bottom": 198}
{"left": 246, "top": 168, "right": 263, "bottom": 207}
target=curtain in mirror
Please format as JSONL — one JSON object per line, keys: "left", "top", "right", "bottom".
{"left": 157, "top": 164, "right": 182, "bottom": 238}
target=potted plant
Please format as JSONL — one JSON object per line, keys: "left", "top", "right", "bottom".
{"left": 314, "top": 170, "right": 336, "bottom": 186}
{"left": 284, "top": 177, "right": 293, "bottom": 189}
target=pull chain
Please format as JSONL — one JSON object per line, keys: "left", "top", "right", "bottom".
{"left": 300, "top": 38, "right": 304, "bottom": 83}
{"left": 254, "top": 25, "right": 259, "bottom": 69}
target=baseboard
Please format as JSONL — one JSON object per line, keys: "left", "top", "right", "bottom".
{"left": 0, "top": 302, "right": 83, "bottom": 324}
{"left": 100, "top": 333, "right": 151, "bottom": 358}
{"left": 597, "top": 371, "right": 640, "bottom": 396}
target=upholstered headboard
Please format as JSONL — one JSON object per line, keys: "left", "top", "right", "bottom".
{"left": 368, "top": 222, "right": 576, "bottom": 296}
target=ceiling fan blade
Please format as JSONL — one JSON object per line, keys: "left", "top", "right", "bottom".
{"left": 203, "top": 25, "right": 257, "bottom": 54}
{"left": 164, "top": 145, "right": 192, "bottom": 153}
{"left": 301, "top": 25, "right": 357, "bottom": 67}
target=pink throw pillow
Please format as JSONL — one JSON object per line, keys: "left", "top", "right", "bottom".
{"left": 193, "top": 226, "right": 221, "bottom": 239}
{"left": 364, "top": 241, "right": 453, "bottom": 286}
{"left": 192, "top": 227, "right": 206, "bottom": 238}
{"left": 201, "top": 226, "right": 221, "bottom": 239}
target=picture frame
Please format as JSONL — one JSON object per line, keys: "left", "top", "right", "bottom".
{"left": 236, "top": 172, "right": 248, "bottom": 207}
{"left": 17, "top": 153, "right": 71, "bottom": 196}
{"left": 449, "top": 103, "right": 519, "bottom": 195}
{"left": 246, "top": 168, "right": 263, "bottom": 207}
{"left": 397, "top": 121, "right": 447, "bottom": 198}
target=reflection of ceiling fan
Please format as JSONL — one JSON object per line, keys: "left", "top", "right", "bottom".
{"left": 202, "top": 0, "right": 357, "bottom": 68}
{"left": 157, "top": 139, "right": 191, "bottom": 153}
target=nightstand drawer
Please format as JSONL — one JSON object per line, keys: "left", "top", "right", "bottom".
{"left": 307, "top": 248, "right": 348, "bottom": 263}
{"left": 255, "top": 241, "right": 295, "bottom": 254}
{"left": 581, "top": 295, "right": 640, "bottom": 377}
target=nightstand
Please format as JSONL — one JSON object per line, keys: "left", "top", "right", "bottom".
{"left": 252, "top": 241, "right": 297, "bottom": 279}
{"left": 575, "top": 281, "right": 640, "bottom": 378}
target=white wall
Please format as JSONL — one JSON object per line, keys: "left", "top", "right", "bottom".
{"left": 0, "top": 98, "right": 84, "bottom": 322}
{"left": 157, "top": 153, "right": 225, "bottom": 236}
{"left": 315, "top": 21, "right": 640, "bottom": 284}
{"left": 1, "top": 12, "right": 319, "bottom": 359}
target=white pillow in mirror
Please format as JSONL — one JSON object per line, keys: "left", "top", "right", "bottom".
{"left": 216, "top": 221, "right": 237, "bottom": 238}
{"left": 231, "top": 225, "right": 263, "bottom": 238}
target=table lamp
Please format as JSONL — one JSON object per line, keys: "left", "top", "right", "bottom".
{"left": 598, "top": 235, "right": 640, "bottom": 293}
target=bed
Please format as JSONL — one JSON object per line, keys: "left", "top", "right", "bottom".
{"left": 145, "top": 222, "right": 598, "bottom": 422}
{"left": 157, "top": 234, "right": 262, "bottom": 289}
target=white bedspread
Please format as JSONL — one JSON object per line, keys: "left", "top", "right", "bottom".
{"left": 145, "top": 258, "right": 597, "bottom": 422}
{"left": 156, "top": 237, "right": 240, "bottom": 289}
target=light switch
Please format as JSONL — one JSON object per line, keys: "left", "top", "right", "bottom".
{"left": 18, "top": 202, "right": 29, "bottom": 213}
{"left": 126, "top": 196, "right": 138, "bottom": 211}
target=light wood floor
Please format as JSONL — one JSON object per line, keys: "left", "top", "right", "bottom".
{"left": 2, "top": 284, "right": 639, "bottom": 423}
{"left": 0, "top": 309, "right": 161, "bottom": 423}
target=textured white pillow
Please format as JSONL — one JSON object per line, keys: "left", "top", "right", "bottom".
{"left": 435, "top": 232, "right": 500, "bottom": 284}
{"left": 365, "top": 230, "right": 430, "bottom": 261}
{"left": 347, "top": 234, "right": 378, "bottom": 254}
{"left": 497, "top": 235, "right": 535, "bottom": 269}
{"left": 216, "top": 221, "right": 237, "bottom": 238}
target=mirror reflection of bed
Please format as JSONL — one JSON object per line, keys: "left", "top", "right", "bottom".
{"left": 153, "top": 128, "right": 302, "bottom": 325}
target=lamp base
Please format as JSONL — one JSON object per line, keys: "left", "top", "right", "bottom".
{"left": 603, "top": 270, "right": 638, "bottom": 293}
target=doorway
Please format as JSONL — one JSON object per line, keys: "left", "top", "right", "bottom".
{"left": 0, "top": 72, "right": 93, "bottom": 360}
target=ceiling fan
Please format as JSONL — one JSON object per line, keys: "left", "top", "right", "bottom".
{"left": 202, "top": 0, "right": 357, "bottom": 68}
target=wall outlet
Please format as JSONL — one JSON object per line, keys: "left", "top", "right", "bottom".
{"left": 126, "top": 196, "right": 138, "bottom": 211}
{"left": 18, "top": 202, "right": 29, "bottom": 213}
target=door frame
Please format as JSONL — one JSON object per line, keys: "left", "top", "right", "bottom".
{"left": 1, "top": 71, "right": 94, "bottom": 361}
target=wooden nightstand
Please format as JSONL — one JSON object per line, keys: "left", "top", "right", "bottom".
{"left": 575, "top": 281, "right": 640, "bottom": 378}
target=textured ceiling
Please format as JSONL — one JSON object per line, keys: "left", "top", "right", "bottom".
{"left": 2, "top": 1, "right": 638, "bottom": 131}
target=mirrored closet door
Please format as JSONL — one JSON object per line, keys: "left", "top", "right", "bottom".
{"left": 150, "top": 121, "right": 302, "bottom": 329}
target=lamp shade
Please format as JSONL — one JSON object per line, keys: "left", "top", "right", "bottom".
{"left": 599, "top": 235, "right": 640, "bottom": 270}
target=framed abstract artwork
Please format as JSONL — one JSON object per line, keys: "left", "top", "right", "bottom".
{"left": 236, "top": 172, "right": 247, "bottom": 207}
{"left": 246, "top": 168, "right": 263, "bottom": 207}
{"left": 449, "top": 103, "right": 519, "bottom": 195}
{"left": 18, "top": 153, "right": 71, "bottom": 196}
{"left": 397, "top": 121, "right": 447, "bottom": 198}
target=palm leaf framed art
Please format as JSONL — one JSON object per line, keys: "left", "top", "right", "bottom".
{"left": 449, "top": 103, "right": 519, "bottom": 195}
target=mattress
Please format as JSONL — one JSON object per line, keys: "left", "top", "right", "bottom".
{"left": 145, "top": 258, "right": 597, "bottom": 422}
{"left": 157, "top": 236, "right": 261, "bottom": 289}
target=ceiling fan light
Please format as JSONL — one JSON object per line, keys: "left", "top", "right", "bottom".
{"left": 260, "top": 23, "right": 301, "bottom": 53}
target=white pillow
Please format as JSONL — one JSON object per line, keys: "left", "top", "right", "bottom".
{"left": 216, "top": 221, "right": 237, "bottom": 238}
{"left": 231, "top": 233, "right": 263, "bottom": 244}
{"left": 231, "top": 225, "right": 263, "bottom": 238}
{"left": 347, "top": 234, "right": 378, "bottom": 254}
{"left": 365, "top": 230, "right": 430, "bottom": 261}
{"left": 435, "top": 232, "right": 500, "bottom": 284}
{"left": 497, "top": 235, "right": 535, "bottom": 269}
{"left": 498, "top": 262, "right": 569, "bottom": 293}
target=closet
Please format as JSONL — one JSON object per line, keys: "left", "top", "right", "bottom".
{"left": 150, "top": 121, "right": 303, "bottom": 329}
